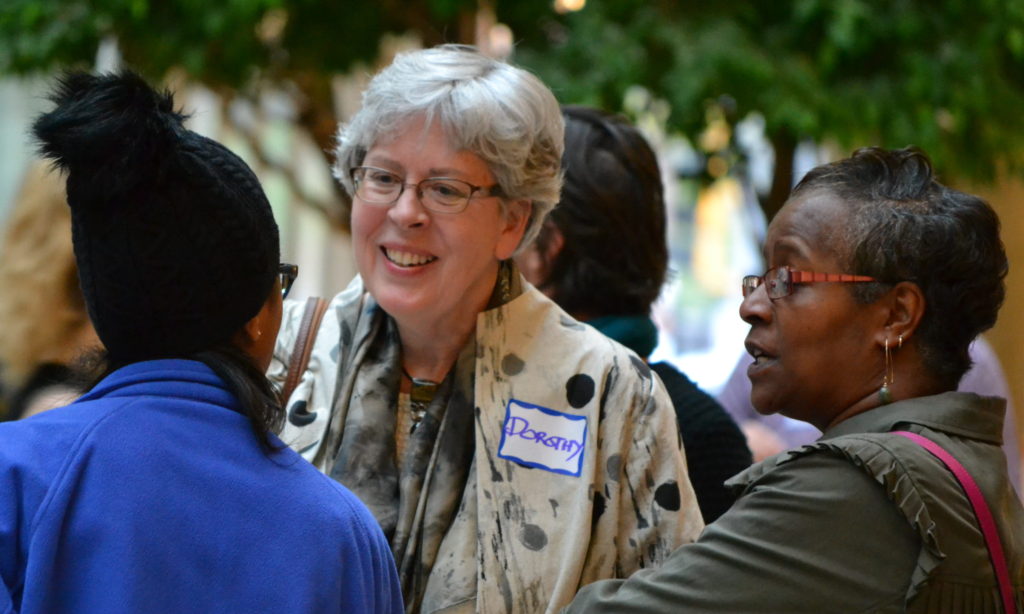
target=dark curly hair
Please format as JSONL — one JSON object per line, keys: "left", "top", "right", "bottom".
{"left": 533, "top": 106, "right": 668, "bottom": 316}
{"left": 791, "top": 147, "right": 1008, "bottom": 387}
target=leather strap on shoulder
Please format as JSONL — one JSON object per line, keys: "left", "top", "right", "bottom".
{"left": 281, "top": 296, "right": 329, "bottom": 404}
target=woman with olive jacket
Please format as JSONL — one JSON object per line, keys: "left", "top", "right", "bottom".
{"left": 564, "top": 148, "right": 1024, "bottom": 613}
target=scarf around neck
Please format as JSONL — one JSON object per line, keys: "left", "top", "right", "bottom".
{"left": 321, "top": 261, "right": 523, "bottom": 611}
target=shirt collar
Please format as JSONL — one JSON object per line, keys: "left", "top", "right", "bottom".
{"left": 822, "top": 391, "right": 1007, "bottom": 445}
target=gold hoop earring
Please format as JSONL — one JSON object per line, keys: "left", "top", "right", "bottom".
{"left": 879, "top": 337, "right": 894, "bottom": 405}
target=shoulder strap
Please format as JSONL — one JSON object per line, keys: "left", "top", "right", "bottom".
{"left": 281, "top": 296, "right": 329, "bottom": 404}
{"left": 893, "top": 430, "right": 1018, "bottom": 613}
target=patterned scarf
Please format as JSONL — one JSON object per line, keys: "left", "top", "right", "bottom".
{"left": 320, "top": 262, "right": 522, "bottom": 611}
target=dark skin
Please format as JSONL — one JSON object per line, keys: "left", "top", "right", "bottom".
{"left": 740, "top": 190, "right": 946, "bottom": 432}
{"left": 232, "top": 279, "right": 284, "bottom": 372}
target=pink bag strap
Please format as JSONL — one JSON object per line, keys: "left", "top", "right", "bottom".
{"left": 894, "top": 430, "right": 1018, "bottom": 613}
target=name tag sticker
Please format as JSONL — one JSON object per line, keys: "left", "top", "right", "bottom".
{"left": 498, "top": 399, "right": 587, "bottom": 477}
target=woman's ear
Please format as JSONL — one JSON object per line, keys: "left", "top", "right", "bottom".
{"left": 235, "top": 315, "right": 262, "bottom": 349}
{"left": 874, "top": 281, "right": 926, "bottom": 346}
{"left": 232, "top": 289, "right": 283, "bottom": 372}
{"left": 232, "top": 312, "right": 263, "bottom": 362}
{"left": 496, "top": 199, "right": 534, "bottom": 261}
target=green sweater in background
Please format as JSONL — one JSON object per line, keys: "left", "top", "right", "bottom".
{"left": 586, "top": 315, "right": 753, "bottom": 523}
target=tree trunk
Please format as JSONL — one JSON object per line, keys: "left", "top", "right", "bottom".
{"left": 763, "top": 131, "right": 797, "bottom": 223}
{"left": 293, "top": 71, "right": 352, "bottom": 231}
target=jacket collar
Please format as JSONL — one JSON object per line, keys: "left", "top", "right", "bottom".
{"left": 822, "top": 391, "right": 1007, "bottom": 445}
{"left": 77, "top": 359, "right": 238, "bottom": 412}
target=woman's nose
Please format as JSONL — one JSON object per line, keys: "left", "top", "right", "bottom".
{"left": 739, "top": 283, "right": 772, "bottom": 325}
{"left": 387, "top": 185, "right": 430, "bottom": 227}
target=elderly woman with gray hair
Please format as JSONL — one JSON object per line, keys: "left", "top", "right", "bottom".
{"left": 269, "top": 45, "right": 702, "bottom": 614}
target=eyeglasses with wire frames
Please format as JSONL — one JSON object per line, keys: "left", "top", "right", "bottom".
{"left": 350, "top": 166, "right": 502, "bottom": 214}
{"left": 742, "top": 266, "right": 876, "bottom": 300}
{"left": 278, "top": 263, "right": 298, "bottom": 299}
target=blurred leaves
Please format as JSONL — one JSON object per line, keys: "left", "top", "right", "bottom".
{"left": 4, "top": 0, "right": 1024, "bottom": 217}
{"left": 0, "top": 0, "right": 479, "bottom": 89}
{"left": 501, "top": 0, "right": 1024, "bottom": 186}
{"left": 1, "top": 0, "right": 281, "bottom": 83}
{"left": 0, "top": 0, "right": 478, "bottom": 226}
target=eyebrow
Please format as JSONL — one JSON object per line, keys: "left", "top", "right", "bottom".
{"left": 427, "top": 168, "right": 472, "bottom": 178}
{"left": 360, "top": 154, "right": 478, "bottom": 181}
{"left": 768, "top": 238, "right": 809, "bottom": 263}
{"left": 361, "top": 154, "right": 402, "bottom": 171}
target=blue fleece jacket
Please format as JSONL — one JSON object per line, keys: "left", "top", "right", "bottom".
{"left": 0, "top": 359, "right": 403, "bottom": 614}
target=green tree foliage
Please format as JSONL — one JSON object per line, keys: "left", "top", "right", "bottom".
{"left": 5, "top": 1, "right": 1024, "bottom": 220}
{"left": 1, "top": 0, "right": 478, "bottom": 83}
{"left": 2, "top": 0, "right": 278, "bottom": 83}
{"left": 0, "top": 0, "right": 478, "bottom": 224}
{"left": 500, "top": 0, "right": 1024, "bottom": 218}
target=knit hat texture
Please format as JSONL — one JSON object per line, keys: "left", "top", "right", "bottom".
{"left": 32, "top": 71, "right": 279, "bottom": 362}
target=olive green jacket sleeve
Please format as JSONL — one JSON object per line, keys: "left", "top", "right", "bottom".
{"left": 565, "top": 393, "right": 1024, "bottom": 613}
{"left": 563, "top": 451, "right": 918, "bottom": 614}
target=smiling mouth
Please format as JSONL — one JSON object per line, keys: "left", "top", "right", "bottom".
{"left": 383, "top": 247, "right": 437, "bottom": 267}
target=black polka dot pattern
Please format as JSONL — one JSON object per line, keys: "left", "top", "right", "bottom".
{"left": 502, "top": 353, "right": 525, "bottom": 376}
{"left": 565, "top": 374, "right": 595, "bottom": 408}
{"left": 654, "top": 481, "right": 681, "bottom": 511}
{"left": 520, "top": 523, "right": 548, "bottom": 551}
{"left": 592, "top": 491, "right": 607, "bottom": 523}
{"left": 606, "top": 454, "right": 622, "bottom": 482}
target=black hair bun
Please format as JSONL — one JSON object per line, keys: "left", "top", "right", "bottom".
{"left": 32, "top": 71, "right": 185, "bottom": 198}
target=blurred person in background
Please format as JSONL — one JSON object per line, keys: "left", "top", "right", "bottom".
{"left": 565, "top": 147, "right": 1024, "bottom": 613}
{"left": 517, "top": 105, "right": 752, "bottom": 523}
{"left": 0, "top": 162, "right": 100, "bottom": 420}
{"left": 962, "top": 336, "right": 1023, "bottom": 497}
{"left": 0, "top": 71, "right": 402, "bottom": 614}
{"left": 270, "top": 45, "right": 703, "bottom": 614}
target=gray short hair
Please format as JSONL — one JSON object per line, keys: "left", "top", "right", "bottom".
{"left": 334, "top": 44, "right": 564, "bottom": 252}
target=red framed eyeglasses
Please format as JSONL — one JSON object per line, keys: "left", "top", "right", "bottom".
{"left": 742, "top": 266, "right": 876, "bottom": 300}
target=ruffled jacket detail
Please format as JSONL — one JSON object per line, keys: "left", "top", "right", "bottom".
{"left": 729, "top": 392, "right": 1023, "bottom": 613}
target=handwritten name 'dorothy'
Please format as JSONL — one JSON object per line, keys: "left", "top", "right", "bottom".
{"left": 503, "top": 416, "right": 584, "bottom": 462}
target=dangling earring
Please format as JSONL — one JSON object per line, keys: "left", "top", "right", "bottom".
{"left": 879, "top": 337, "right": 894, "bottom": 405}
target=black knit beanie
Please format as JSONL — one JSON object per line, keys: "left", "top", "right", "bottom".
{"left": 31, "top": 71, "right": 279, "bottom": 363}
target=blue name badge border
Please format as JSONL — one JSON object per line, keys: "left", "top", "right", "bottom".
{"left": 497, "top": 398, "right": 588, "bottom": 477}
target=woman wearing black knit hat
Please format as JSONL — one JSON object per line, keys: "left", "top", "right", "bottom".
{"left": 0, "top": 71, "right": 402, "bottom": 614}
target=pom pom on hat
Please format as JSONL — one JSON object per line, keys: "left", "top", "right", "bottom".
{"left": 32, "top": 71, "right": 280, "bottom": 362}
{"left": 33, "top": 71, "right": 182, "bottom": 187}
